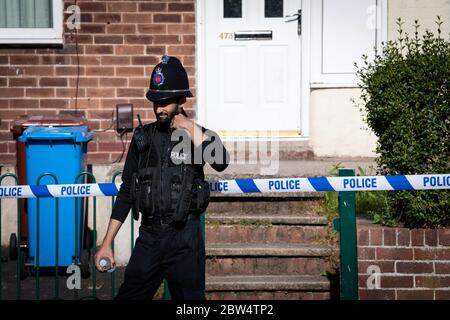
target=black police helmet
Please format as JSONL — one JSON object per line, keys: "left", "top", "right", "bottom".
{"left": 146, "top": 55, "right": 193, "bottom": 102}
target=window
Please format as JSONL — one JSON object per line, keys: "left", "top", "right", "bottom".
{"left": 224, "top": 0, "right": 242, "bottom": 18}
{"left": 0, "top": 0, "right": 63, "bottom": 45}
{"left": 265, "top": 0, "right": 283, "bottom": 18}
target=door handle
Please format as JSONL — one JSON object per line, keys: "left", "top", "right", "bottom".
{"left": 285, "top": 9, "right": 301, "bottom": 35}
{"left": 285, "top": 13, "right": 299, "bottom": 20}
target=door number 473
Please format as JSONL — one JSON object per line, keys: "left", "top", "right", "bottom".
{"left": 219, "top": 32, "right": 234, "bottom": 40}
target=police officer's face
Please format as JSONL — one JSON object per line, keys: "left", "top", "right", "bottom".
{"left": 153, "top": 97, "right": 181, "bottom": 124}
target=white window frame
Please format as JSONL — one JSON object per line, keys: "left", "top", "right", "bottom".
{"left": 0, "top": 0, "right": 63, "bottom": 45}
{"left": 310, "top": 0, "right": 387, "bottom": 87}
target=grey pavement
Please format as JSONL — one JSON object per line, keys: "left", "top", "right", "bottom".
{"left": 0, "top": 256, "right": 163, "bottom": 300}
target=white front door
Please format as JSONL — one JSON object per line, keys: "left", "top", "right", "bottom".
{"left": 203, "top": 0, "right": 302, "bottom": 136}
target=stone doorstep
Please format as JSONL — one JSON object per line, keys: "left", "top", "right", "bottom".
{"left": 206, "top": 214, "right": 328, "bottom": 226}
{"left": 205, "top": 275, "right": 330, "bottom": 291}
{"left": 206, "top": 243, "right": 332, "bottom": 257}
{"left": 204, "top": 159, "right": 376, "bottom": 178}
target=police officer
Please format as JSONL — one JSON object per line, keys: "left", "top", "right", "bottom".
{"left": 95, "top": 55, "right": 229, "bottom": 300}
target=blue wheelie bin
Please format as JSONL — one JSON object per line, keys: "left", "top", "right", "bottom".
{"left": 18, "top": 126, "right": 93, "bottom": 268}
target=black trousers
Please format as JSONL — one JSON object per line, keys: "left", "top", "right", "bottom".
{"left": 115, "top": 216, "right": 205, "bottom": 300}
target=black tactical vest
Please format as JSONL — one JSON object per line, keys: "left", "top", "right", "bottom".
{"left": 130, "top": 123, "right": 210, "bottom": 223}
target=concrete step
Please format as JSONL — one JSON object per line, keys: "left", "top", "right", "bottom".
{"left": 206, "top": 275, "right": 330, "bottom": 292}
{"left": 206, "top": 290, "right": 331, "bottom": 300}
{"left": 207, "top": 196, "right": 324, "bottom": 216}
{"left": 214, "top": 140, "right": 314, "bottom": 162}
{"left": 207, "top": 256, "right": 332, "bottom": 276}
{"left": 207, "top": 214, "right": 328, "bottom": 226}
{"left": 206, "top": 224, "right": 329, "bottom": 244}
{"left": 204, "top": 158, "right": 376, "bottom": 177}
{"left": 206, "top": 243, "right": 333, "bottom": 276}
{"left": 206, "top": 243, "right": 331, "bottom": 257}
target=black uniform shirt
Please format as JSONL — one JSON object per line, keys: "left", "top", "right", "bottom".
{"left": 111, "top": 121, "right": 229, "bottom": 223}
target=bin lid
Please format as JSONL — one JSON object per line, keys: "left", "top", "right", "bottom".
{"left": 18, "top": 126, "right": 93, "bottom": 143}
{"left": 11, "top": 115, "right": 87, "bottom": 134}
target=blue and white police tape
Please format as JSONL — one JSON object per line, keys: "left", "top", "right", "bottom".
{"left": 0, "top": 174, "right": 449, "bottom": 199}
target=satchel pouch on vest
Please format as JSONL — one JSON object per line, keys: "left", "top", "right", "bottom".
{"left": 130, "top": 124, "right": 157, "bottom": 221}
{"left": 171, "top": 164, "right": 195, "bottom": 223}
{"left": 139, "top": 168, "right": 157, "bottom": 218}
{"left": 130, "top": 167, "right": 157, "bottom": 220}
{"left": 191, "top": 178, "right": 210, "bottom": 213}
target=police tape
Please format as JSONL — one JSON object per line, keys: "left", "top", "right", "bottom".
{"left": 0, "top": 174, "right": 449, "bottom": 199}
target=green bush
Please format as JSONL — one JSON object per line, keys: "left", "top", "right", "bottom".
{"left": 354, "top": 167, "right": 393, "bottom": 226}
{"left": 355, "top": 18, "right": 450, "bottom": 227}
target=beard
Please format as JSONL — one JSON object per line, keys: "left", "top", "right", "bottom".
{"left": 156, "top": 105, "right": 180, "bottom": 131}
{"left": 157, "top": 108, "right": 177, "bottom": 124}
{"left": 156, "top": 111, "right": 171, "bottom": 124}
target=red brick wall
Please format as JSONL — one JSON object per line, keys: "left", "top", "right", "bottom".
{"left": 0, "top": 0, "right": 196, "bottom": 165}
{"left": 358, "top": 224, "right": 450, "bottom": 300}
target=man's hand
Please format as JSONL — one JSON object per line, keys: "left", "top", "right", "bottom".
{"left": 170, "top": 107, "right": 208, "bottom": 147}
{"left": 95, "top": 243, "right": 115, "bottom": 272}
{"left": 170, "top": 111, "right": 192, "bottom": 131}
{"left": 95, "top": 219, "right": 122, "bottom": 272}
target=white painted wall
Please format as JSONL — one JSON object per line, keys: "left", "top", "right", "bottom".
{"left": 307, "top": 0, "right": 449, "bottom": 158}
{"left": 388, "top": 0, "right": 449, "bottom": 40}
{"left": 309, "top": 88, "right": 378, "bottom": 158}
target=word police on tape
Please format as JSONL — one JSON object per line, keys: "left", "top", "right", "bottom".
{"left": 0, "top": 174, "right": 448, "bottom": 199}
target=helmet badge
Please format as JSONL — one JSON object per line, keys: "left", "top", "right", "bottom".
{"left": 152, "top": 67, "right": 165, "bottom": 87}
{"left": 161, "top": 55, "right": 170, "bottom": 64}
